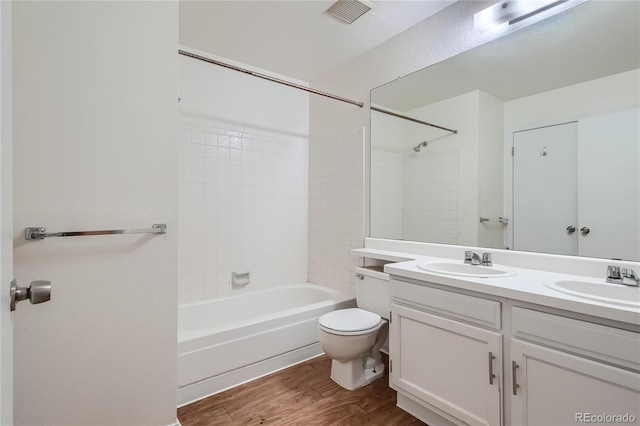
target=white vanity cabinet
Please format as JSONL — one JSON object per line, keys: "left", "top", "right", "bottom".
{"left": 389, "top": 279, "right": 503, "bottom": 426}
{"left": 389, "top": 277, "right": 640, "bottom": 426}
{"left": 509, "top": 308, "right": 640, "bottom": 426}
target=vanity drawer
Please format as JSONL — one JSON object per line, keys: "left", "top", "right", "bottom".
{"left": 512, "top": 307, "right": 640, "bottom": 370}
{"left": 391, "top": 279, "right": 501, "bottom": 329}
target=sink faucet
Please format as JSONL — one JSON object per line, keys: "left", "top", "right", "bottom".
{"left": 621, "top": 268, "right": 639, "bottom": 287}
{"left": 464, "top": 251, "right": 481, "bottom": 265}
{"left": 464, "top": 251, "right": 492, "bottom": 266}
{"left": 607, "top": 266, "right": 639, "bottom": 286}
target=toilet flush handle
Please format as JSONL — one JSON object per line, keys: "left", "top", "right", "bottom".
{"left": 355, "top": 273, "right": 364, "bottom": 280}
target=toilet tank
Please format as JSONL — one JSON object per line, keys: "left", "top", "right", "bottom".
{"left": 355, "top": 266, "right": 390, "bottom": 319}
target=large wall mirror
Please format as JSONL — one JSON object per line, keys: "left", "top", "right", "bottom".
{"left": 370, "top": 1, "right": 639, "bottom": 261}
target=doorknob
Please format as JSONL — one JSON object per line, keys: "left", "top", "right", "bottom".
{"left": 580, "top": 227, "right": 590, "bottom": 235}
{"left": 566, "top": 226, "right": 576, "bottom": 234}
{"left": 10, "top": 279, "right": 51, "bottom": 311}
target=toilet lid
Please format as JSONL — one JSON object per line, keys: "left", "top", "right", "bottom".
{"left": 319, "top": 308, "right": 381, "bottom": 332}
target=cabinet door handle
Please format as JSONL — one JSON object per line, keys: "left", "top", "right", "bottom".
{"left": 488, "top": 352, "right": 496, "bottom": 385}
{"left": 512, "top": 361, "right": 520, "bottom": 395}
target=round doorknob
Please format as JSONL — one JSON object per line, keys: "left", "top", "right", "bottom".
{"left": 566, "top": 226, "right": 576, "bottom": 234}
{"left": 580, "top": 226, "right": 590, "bottom": 235}
{"left": 10, "top": 279, "right": 51, "bottom": 311}
{"left": 29, "top": 280, "right": 52, "bottom": 305}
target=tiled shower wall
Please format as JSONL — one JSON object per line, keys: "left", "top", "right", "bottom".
{"left": 402, "top": 151, "right": 461, "bottom": 244}
{"left": 178, "top": 122, "right": 308, "bottom": 304}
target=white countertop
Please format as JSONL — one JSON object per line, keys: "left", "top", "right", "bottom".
{"left": 352, "top": 248, "right": 640, "bottom": 325}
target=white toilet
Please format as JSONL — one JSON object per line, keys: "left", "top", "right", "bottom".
{"left": 318, "top": 266, "right": 390, "bottom": 390}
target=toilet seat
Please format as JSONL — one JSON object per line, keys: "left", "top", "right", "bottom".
{"left": 319, "top": 308, "right": 382, "bottom": 336}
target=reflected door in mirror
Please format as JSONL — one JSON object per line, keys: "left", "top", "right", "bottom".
{"left": 513, "top": 122, "right": 578, "bottom": 256}
{"left": 512, "top": 109, "right": 639, "bottom": 261}
{"left": 577, "top": 109, "right": 640, "bottom": 260}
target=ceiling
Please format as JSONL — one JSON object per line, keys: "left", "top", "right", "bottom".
{"left": 179, "top": 1, "right": 456, "bottom": 82}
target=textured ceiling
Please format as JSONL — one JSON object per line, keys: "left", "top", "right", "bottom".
{"left": 179, "top": 1, "right": 456, "bottom": 82}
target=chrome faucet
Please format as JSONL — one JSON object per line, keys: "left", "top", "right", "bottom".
{"left": 464, "top": 251, "right": 492, "bottom": 266}
{"left": 621, "top": 268, "right": 639, "bottom": 287}
{"left": 464, "top": 250, "right": 481, "bottom": 265}
{"left": 607, "top": 266, "right": 639, "bottom": 286}
{"left": 606, "top": 265, "right": 623, "bottom": 284}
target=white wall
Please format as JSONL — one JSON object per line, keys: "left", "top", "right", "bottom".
{"left": 178, "top": 51, "right": 309, "bottom": 304}
{"left": 309, "top": 1, "right": 510, "bottom": 293}
{"left": 309, "top": 125, "right": 365, "bottom": 294}
{"left": 12, "top": 2, "right": 178, "bottom": 425}
{"left": 477, "top": 91, "right": 505, "bottom": 248}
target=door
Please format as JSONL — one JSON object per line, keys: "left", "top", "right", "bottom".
{"left": 0, "top": 1, "right": 14, "bottom": 423}
{"left": 513, "top": 122, "right": 578, "bottom": 256}
{"left": 391, "top": 304, "right": 502, "bottom": 426}
{"left": 510, "top": 339, "right": 640, "bottom": 426}
{"left": 577, "top": 108, "right": 640, "bottom": 260}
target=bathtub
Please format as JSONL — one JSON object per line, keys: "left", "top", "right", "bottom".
{"left": 177, "top": 283, "right": 355, "bottom": 406}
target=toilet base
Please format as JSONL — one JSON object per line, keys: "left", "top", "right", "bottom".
{"left": 330, "top": 356, "right": 385, "bottom": 390}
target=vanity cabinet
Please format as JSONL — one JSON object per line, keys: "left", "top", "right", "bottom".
{"left": 390, "top": 279, "right": 503, "bottom": 426}
{"left": 389, "top": 278, "right": 640, "bottom": 426}
{"left": 510, "top": 308, "right": 640, "bottom": 426}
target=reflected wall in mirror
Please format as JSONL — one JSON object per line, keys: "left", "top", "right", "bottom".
{"left": 370, "top": 1, "right": 640, "bottom": 261}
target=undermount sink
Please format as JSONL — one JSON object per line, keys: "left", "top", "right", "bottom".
{"left": 544, "top": 279, "right": 640, "bottom": 308}
{"left": 416, "top": 261, "right": 518, "bottom": 278}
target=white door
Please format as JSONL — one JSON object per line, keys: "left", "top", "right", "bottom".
{"left": 510, "top": 339, "right": 640, "bottom": 426}
{"left": 513, "top": 122, "right": 578, "bottom": 256}
{"left": 391, "top": 304, "right": 502, "bottom": 426}
{"left": 0, "top": 2, "right": 14, "bottom": 423}
{"left": 577, "top": 108, "right": 640, "bottom": 260}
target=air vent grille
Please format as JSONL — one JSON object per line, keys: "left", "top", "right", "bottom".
{"left": 327, "top": 0, "right": 374, "bottom": 24}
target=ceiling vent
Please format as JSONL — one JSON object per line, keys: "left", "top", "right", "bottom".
{"left": 327, "top": 0, "right": 375, "bottom": 24}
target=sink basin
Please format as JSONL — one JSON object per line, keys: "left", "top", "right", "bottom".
{"left": 545, "top": 279, "right": 640, "bottom": 308}
{"left": 416, "top": 261, "right": 517, "bottom": 278}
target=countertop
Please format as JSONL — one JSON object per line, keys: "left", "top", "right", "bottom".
{"left": 352, "top": 248, "right": 640, "bottom": 325}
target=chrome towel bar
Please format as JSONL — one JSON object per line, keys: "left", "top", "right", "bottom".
{"left": 25, "top": 224, "right": 166, "bottom": 240}
{"left": 479, "top": 217, "right": 509, "bottom": 224}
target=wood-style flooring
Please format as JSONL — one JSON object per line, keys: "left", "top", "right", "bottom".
{"left": 178, "top": 354, "right": 427, "bottom": 426}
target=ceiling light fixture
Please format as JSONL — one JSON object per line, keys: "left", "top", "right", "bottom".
{"left": 327, "top": 0, "right": 375, "bottom": 24}
{"left": 474, "top": 0, "right": 568, "bottom": 33}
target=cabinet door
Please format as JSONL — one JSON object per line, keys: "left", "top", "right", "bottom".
{"left": 390, "top": 304, "right": 502, "bottom": 426}
{"left": 510, "top": 339, "right": 640, "bottom": 426}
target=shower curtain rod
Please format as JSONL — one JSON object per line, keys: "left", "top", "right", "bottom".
{"left": 371, "top": 106, "right": 458, "bottom": 134}
{"left": 178, "top": 50, "right": 364, "bottom": 108}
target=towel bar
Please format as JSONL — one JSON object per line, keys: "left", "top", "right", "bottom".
{"left": 25, "top": 224, "right": 166, "bottom": 240}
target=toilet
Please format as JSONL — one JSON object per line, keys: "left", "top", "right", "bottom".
{"left": 318, "top": 266, "right": 390, "bottom": 390}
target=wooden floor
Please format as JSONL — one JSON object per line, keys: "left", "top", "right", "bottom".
{"left": 178, "top": 355, "right": 427, "bottom": 426}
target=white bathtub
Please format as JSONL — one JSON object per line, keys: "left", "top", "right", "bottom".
{"left": 177, "top": 283, "right": 355, "bottom": 406}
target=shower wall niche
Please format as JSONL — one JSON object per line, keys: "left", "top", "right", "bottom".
{"left": 178, "top": 50, "right": 309, "bottom": 304}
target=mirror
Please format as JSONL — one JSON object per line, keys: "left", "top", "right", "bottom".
{"left": 370, "top": 1, "right": 640, "bottom": 261}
